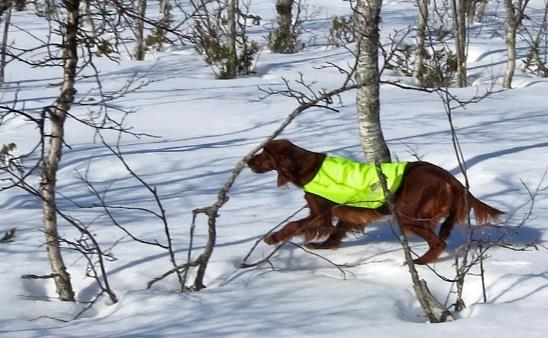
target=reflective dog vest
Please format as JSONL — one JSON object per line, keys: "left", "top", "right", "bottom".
{"left": 303, "top": 156, "right": 408, "bottom": 208}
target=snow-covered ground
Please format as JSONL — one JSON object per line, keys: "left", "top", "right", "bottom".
{"left": 1, "top": 0, "right": 548, "bottom": 337}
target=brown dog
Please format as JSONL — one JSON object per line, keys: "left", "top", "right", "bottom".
{"left": 248, "top": 139, "right": 503, "bottom": 264}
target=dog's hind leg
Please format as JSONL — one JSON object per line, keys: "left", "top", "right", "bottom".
{"left": 404, "top": 223, "right": 447, "bottom": 265}
{"left": 438, "top": 211, "right": 457, "bottom": 242}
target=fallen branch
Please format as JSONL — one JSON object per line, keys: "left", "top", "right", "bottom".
{"left": 21, "top": 273, "right": 59, "bottom": 280}
{"left": 0, "top": 227, "right": 16, "bottom": 243}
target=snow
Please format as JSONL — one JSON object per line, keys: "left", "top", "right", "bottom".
{"left": 1, "top": 0, "right": 548, "bottom": 337}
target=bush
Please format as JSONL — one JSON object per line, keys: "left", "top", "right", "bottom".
{"left": 386, "top": 44, "right": 457, "bottom": 87}
{"left": 0, "top": 143, "right": 16, "bottom": 167}
{"left": 145, "top": 2, "right": 173, "bottom": 52}
{"left": 193, "top": 20, "right": 259, "bottom": 79}
{"left": 267, "top": 28, "right": 299, "bottom": 54}
{"left": 327, "top": 16, "right": 354, "bottom": 47}
{"left": 523, "top": 45, "right": 548, "bottom": 77}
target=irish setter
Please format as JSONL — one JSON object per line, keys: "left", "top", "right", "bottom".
{"left": 248, "top": 139, "right": 503, "bottom": 265}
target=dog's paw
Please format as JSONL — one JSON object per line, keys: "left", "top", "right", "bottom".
{"left": 412, "top": 258, "right": 427, "bottom": 265}
{"left": 305, "top": 242, "right": 334, "bottom": 250}
{"left": 264, "top": 234, "right": 280, "bottom": 245}
{"left": 401, "top": 259, "right": 428, "bottom": 266}
{"left": 304, "top": 242, "right": 322, "bottom": 250}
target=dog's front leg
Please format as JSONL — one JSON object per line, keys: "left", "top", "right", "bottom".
{"left": 264, "top": 218, "right": 310, "bottom": 245}
{"left": 265, "top": 194, "right": 334, "bottom": 245}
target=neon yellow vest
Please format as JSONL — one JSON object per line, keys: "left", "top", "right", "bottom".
{"left": 303, "top": 156, "right": 408, "bottom": 208}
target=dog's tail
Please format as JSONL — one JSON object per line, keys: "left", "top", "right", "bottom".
{"left": 456, "top": 191, "right": 504, "bottom": 225}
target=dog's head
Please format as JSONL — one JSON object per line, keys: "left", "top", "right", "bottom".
{"left": 248, "top": 139, "right": 324, "bottom": 187}
{"left": 248, "top": 139, "right": 302, "bottom": 187}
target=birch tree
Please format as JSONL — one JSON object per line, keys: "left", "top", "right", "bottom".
{"left": 0, "top": 0, "right": 178, "bottom": 302}
{"left": 41, "top": 0, "right": 81, "bottom": 301}
{"left": 354, "top": 0, "right": 390, "bottom": 162}
{"left": 451, "top": 0, "right": 467, "bottom": 87}
{"left": 225, "top": 0, "right": 238, "bottom": 78}
{"left": 503, "top": 0, "right": 530, "bottom": 88}
{"left": 133, "top": 0, "right": 147, "bottom": 60}
{"left": 415, "top": 0, "right": 429, "bottom": 86}
{"left": 0, "top": 0, "right": 12, "bottom": 85}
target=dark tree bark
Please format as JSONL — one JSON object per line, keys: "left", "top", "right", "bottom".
{"left": 14, "top": 0, "right": 24, "bottom": 11}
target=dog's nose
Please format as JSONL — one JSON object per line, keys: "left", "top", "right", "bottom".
{"left": 247, "top": 157, "right": 258, "bottom": 170}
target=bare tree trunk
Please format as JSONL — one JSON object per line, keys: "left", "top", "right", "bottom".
{"left": 451, "top": 0, "right": 467, "bottom": 87}
{"left": 225, "top": 0, "right": 238, "bottom": 78}
{"left": 41, "top": 0, "right": 80, "bottom": 302}
{"left": 502, "top": 17, "right": 517, "bottom": 88}
{"left": 0, "top": 4, "right": 11, "bottom": 86}
{"left": 467, "top": 0, "right": 487, "bottom": 23}
{"left": 415, "top": 0, "right": 429, "bottom": 86}
{"left": 133, "top": 0, "right": 147, "bottom": 60}
{"left": 503, "top": 0, "right": 529, "bottom": 88}
{"left": 354, "top": 0, "right": 391, "bottom": 162}
{"left": 82, "top": 0, "right": 96, "bottom": 36}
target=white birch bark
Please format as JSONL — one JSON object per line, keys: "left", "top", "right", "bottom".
{"left": 354, "top": 0, "right": 390, "bottom": 162}
{"left": 133, "top": 0, "right": 147, "bottom": 60}
{"left": 225, "top": 0, "right": 238, "bottom": 78}
{"left": 41, "top": 0, "right": 80, "bottom": 301}
{"left": 415, "top": 0, "right": 429, "bottom": 86}
{"left": 502, "top": 0, "right": 528, "bottom": 88}
{"left": 0, "top": 4, "right": 11, "bottom": 85}
{"left": 451, "top": 0, "right": 467, "bottom": 87}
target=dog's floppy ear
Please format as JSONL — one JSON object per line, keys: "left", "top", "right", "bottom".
{"left": 275, "top": 155, "right": 296, "bottom": 187}
{"left": 264, "top": 140, "right": 299, "bottom": 187}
